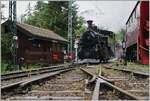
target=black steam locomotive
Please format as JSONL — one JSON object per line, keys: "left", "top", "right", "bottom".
{"left": 78, "top": 20, "right": 114, "bottom": 63}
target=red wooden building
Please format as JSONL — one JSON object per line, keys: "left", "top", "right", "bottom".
{"left": 126, "top": 1, "right": 149, "bottom": 64}
{"left": 2, "top": 20, "right": 68, "bottom": 64}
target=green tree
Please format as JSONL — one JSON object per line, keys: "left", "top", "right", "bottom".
{"left": 24, "top": 1, "right": 68, "bottom": 38}
{"left": 1, "top": 33, "right": 13, "bottom": 57}
{"left": 115, "top": 28, "right": 125, "bottom": 43}
{"left": 75, "top": 17, "right": 86, "bottom": 37}
{"left": 35, "top": 1, "right": 45, "bottom": 10}
{"left": 24, "top": 1, "right": 85, "bottom": 39}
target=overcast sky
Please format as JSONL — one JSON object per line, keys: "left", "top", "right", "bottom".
{"left": 1, "top": 0, "right": 137, "bottom": 33}
{"left": 1, "top": 1, "right": 36, "bottom": 22}
{"left": 76, "top": 1, "right": 137, "bottom": 32}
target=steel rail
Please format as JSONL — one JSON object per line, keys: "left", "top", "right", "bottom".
{"left": 20, "top": 68, "right": 73, "bottom": 87}
{"left": 1, "top": 67, "right": 73, "bottom": 92}
{"left": 80, "top": 68, "right": 142, "bottom": 100}
{"left": 103, "top": 65, "right": 149, "bottom": 77}
{"left": 1, "top": 64, "right": 72, "bottom": 80}
{"left": 8, "top": 96, "right": 84, "bottom": 100}
{"left": 1, "top": 64, "right": 69, "bottom": 76}
{"left": 92, "top": 78, "right": 106, "bottom": 100}
{"left": 80, "top": 68, "right": 114, "bottom": 83}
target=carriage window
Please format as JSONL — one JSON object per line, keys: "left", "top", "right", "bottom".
{"left": 131, "top": 16, "right": 133, "bottom": 23}
{"left": 56, "top": 44, "right": 60, "bottom": 51}
{"left": 55, "top": 44, "right": 57, "bottom": 51}
{"left": 52, "top": 43, "right": 56, "bottom": 51}
{"left": 52, "top": 44, "right": 54, "bottom": 51}
{"left": 133, "top": 12, "right": 135, "bottom": 22}
{"left": 52, "top": 43, "right": 60, "bottom": 51}
{"left": 132, "top": 15, "right": 134, "bottom": 22}
{"left": 32, "top": 39, "right": 40, "bottom": 48}
{"left": 132, "top": 13, "right": 135, "bottom": 22}
{"left": 136, "top": 4, "right": 140, "bottom": 17}
{"left": 61, "top": 46, "right": 63, "bottom": 51}
{"left": 128, "top": 21, "right": 130, "bottom": 27}
{"left": 55, "top": 44, "right": 58, "bottom": 51}
{"left": 134, "top": 10, "right": 136, "bottom": 18}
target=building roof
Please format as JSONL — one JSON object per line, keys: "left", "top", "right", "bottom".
{"left": 126, "top": 1, "right": 140, "bottom": 24}
{"left": 17, "top": 22, "right": 68, "bottom": 42}
{"left": 2, "top": 20, "right": 68, "bottom": 43}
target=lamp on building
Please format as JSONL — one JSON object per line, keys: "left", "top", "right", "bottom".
{"left": 13, "top": 35, "right": 18, "bottom": 40}
{"left": 13, "top": 35, "right": 18, "bottom": 48}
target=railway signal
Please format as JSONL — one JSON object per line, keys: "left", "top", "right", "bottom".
{"left": 122, "top": 38, "right": 127, "bottom": 66}
{"left": 68, "top": 0, "right": 73, "bottom": 56}
{"left": 9, "top": 1, "right": 18, "bottom": 68}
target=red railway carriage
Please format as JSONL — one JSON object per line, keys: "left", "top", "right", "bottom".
{"left": 126, "top": 1, "right": 149, "bottom": 64}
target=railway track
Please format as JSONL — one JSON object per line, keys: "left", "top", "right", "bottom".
{"left": 80, "top": 64, "right": 149, "bottom": 100}
{"left": 2, "top": 65, "right": 93, "bottom": 100}
{"left": 1, "top": 63, "right": 76, "bottom": 87}
{"left": 102, "top": 64, "right": 149, "bottom": 77}
{"left": 2, "top": 69, "right": 75, "bottom": 99}
{"left": 1, "top": 63, "right": 149, "bottom": 100}
{"left": 1, "top": 64, "right": 71, "bottom": 80}
{"left": 1, "top": 63, "right": 79, "bottom": 92}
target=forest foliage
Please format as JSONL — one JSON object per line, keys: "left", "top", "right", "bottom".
{"left": 115, "top": 28, "right": 125, "bottom": 43}
{"left": 23, "top": 1, "right": 86, "bottom": 39}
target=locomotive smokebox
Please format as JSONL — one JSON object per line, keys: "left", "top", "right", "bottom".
{"left": 87, "top": 20, "right": 93, "bottom": 29}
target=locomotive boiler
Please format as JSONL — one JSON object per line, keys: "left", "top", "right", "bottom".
{"left": 78, "top": 20, "right": 114, "bottom": 63}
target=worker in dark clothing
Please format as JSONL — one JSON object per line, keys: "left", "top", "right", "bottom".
{"left": 18, "top": 57, "right": 24, "bottom": 70}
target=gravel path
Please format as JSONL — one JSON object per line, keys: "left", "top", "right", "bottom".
{"left": 83, "top": 64, "right": 149, "bottom": 100}
{"left": 6, "top": 68, "right": 93, "bottom": 100}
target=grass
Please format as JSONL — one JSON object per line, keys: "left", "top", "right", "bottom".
{"left": 1, "top": 60, "right": 45, "bottom": 75}
{"left": 1, "top": 61, "right": 9, "bottom": 74}
{"left": 1, "top": 60, "right": 16, "bottom": 74}
{"left": 101, "top": 68, "right": 124, "bottom": 77}
{"left": 114, "top": 61, "right": 149, "bottom": 73}
{"left": 125, "top": 62, "right": 149, "bottom": 72}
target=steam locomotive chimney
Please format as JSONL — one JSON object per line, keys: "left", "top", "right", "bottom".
{"left": 87, "top": 20, "right": 93, "bottom": 30}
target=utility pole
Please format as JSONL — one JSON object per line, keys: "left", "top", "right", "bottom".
{"left": 68, "top": 0, "right": 73, "bottom": 60}
{"left": 25, "top": 2, "right": 32, "bottom": 16}
{"left": 21, "top": 2, "right": 32, "bottom": 23}
{"left": 9, "top": 1, "right": 18, "bottom": 68}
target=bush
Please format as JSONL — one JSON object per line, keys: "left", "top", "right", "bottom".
{"left": 1, "top": 60, "right": 14, "bottom": 74}
{"left": 1, "top": 33, "right": 13, "bottom": 55}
